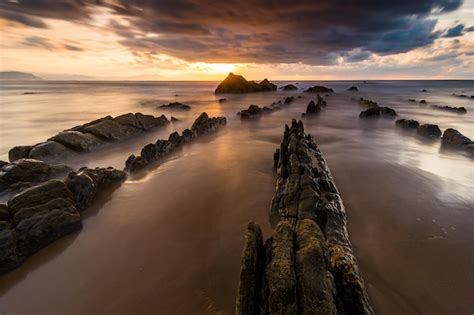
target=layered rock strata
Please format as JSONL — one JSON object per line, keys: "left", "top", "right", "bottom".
{"left": 236, "top": 120, "right": 373, "bottom": 314}
{"left": 125, "top": 113, "right": 226, "bottom": 172}
{"left": 9, "top": 113, "right": 169, "bottom": 163}
{"left": 215, "top": 73, "right": 277, "bottom": 94}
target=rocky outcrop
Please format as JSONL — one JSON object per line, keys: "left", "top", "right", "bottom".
{"left": 215, "top": 73, "right": 277, "bottom": 94}
{"left": 238, "top": 105, "right": 279, "bottom": 120}
{"left": 360, "top": 106, "right": 397, "bottom": 118}
{"left": 441, "top": 128, "right": 474, "bottom": 156}
{"left": 358, "top": 98, "right": 378, "bottom": 108}
{"left": 9, "top": 113, "right": 169, "bottom": 163}
{"left": 159, "top": 102, "right": 191, "bottom": 111}
{"left": 0, "top": 166, "right": 125, "bottom": 275}
{"left": 417, "top": 124, "right": 442, "bottom": 138}
{"left": 304, "top": 86, "right": 334, "bottom": 93}
{"left": 284, "top": 96, "right": 295, "bottom": 104}
{"left": 347, "top": 86, "right": 359, "bottom": 91}
{"left": 396, "top": 119, "right": 420, "bottom": 129}
{"left": 236, "top": 120, "right": 373, "bottom": 315}
{"left": 302, "top": 95, "right": 327, "bottom": 117}
{"left": 431, "top": 105, "right": 467, "bottom": 114}
{"left": 125, "top": 113, "right": 226, "bottom": 172}
{"left": 420, "top": 100, "right": 427, "bottom": 104}
{"left": 0, "top": 159, "right": 72, "bottom": 194}
{"left": 452, "top": 93, "right": 473, "bottom": 99}
{"left": 281, "top": 84, "right": 298, "bottom": 91}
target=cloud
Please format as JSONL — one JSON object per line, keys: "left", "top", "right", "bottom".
{"left": 22, "top": 36, "right": 54, "bottom": 50}
{"left": 0, "top": 0, "right": 465, "bottom": 64}
{"left": 63, "top": 44, "right": 84, "bottom": 51}
{"left": 0, "top": 9, "right": 47, "bottom": 28}
{"left": 443, "top": 24, "right": 465, "bottom": 37}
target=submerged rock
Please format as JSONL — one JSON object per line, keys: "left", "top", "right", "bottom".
{"left": 125, "top": 112, "right": 226, "bottom": 172}
{"left": 360, "top": 106, "right": 397, "bottom": 118}
{"left": 396, "top": 119, "right": 420, "bottom": 129}
{"left": 303, "top": 100, "right": 321, "bottom": 116}
{"left": 236, "top": 120, "right": 373, "bottom": 314}
{"left": 215, "top": 73, "right": 277, "bottom": 94}
{"left": 431, "top": 105, "right": 467, "bottom": 114}
{"left": 304, "top": 86, "right": 334, "bottom": 93}
{"left": 347, "top": 86, "right": 359, "bottom": 91}
{"left": 359, "top": 98, "right": 378, "bottom": 108}
{"left": 284, "top": 96, "right": 295, "bottom": 104}
{"left": 218, "top": 98, "right": 227, "bottom": 103}
{"left": 159, "top": 102, "right": 191, "bottom": 110}
{"left": 420, "top": 100, "right": 427, "bottom": 104}
{"left": 417, "top": 124, "right": 442, "bottom": 138}
{"left": 280, "top": 84, "right": 298, "bottom": 91}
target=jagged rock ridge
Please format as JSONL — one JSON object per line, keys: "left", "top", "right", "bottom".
{"left": 236, "top": 120, "right": 373, "bottom": 314}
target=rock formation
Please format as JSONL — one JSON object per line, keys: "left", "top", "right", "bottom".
{"left": 347, "top": 86, "right": 359, "bottom": 91}
{"left": 125, "top": 113, "right": 226, "bottom": 172}
{"left": 417, "top": 124, "right": 442, "bottom": 138}
{"left": 236, "top": 120, "right": 373, "bottom": 315}
{"left": 441, "top": 128, "right": 474, "bottom": 156}
{"left": 159, "top": 102, "right": 191, "bottom": 110}
{"left": 431, "top": 105, "right": 467, "bottom": 114}
{"left": 420, "top": 100, "right": 427, "bottom": 104}
{"left": 395, "top": 119, "right": 420, "bottom": 129}
{"left": 238, "top": 105, "right": 279, "bottom": 120}
{"left": 358, "top": 98, "right": 378, "bottom": 108}
{"left": 304, "top": 86, "right": 334, "bottom": 93}
{"left": 0, "top": 166, "right": 125, "bottom": 275}
{"left": 9, "top": 113, "right": 169, "bottom": 163}
{"left": 359, "top": 106, "right": 397, "bottom": 118}
{"left": 281, "top": 84, "right": 298, "bottom": 91}
{"left": 215, "top": 73, "right": 277, "bottom": 94}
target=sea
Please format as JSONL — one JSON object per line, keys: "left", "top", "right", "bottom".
{"left": 0, "top": 80, "right": 473, "bottom": 314}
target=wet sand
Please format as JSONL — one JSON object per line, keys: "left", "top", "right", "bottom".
{"left": 0, "top": 81, "right": 473, "bottom": 314}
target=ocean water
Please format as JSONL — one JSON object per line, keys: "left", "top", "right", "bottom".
{"left": 0, "top": 80, "right": 473, "bottom": 314}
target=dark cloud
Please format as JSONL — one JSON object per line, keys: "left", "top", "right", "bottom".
{"left": 22, "top": 35, "right": 54, "bottom": 50}
{"left": 0, "top": 9, "right": 47, "bottom": 28}
{"left": 443, "top": 24, "right": 465, "bottom": 37}
{"left": 63, "top": 44, "right": 84, "bottom": 51}
{"left": 1, "top": 0, "right": 465, "bottom": 64}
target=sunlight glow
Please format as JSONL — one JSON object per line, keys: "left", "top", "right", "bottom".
{"left": 190, "top": 63, "right": 237, "bottom": 74}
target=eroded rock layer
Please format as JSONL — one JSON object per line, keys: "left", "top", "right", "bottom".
{"left": 237, "top": 120, "right": 373, "bottom": 315}
{"left": 0, "top": 167, "right": 126, "bottom": 275}
{"left": 125, "top": 112, "right": 226, "bottom": 172}
{"left": 9, "top": 113, "right": 169, "bottom": 163}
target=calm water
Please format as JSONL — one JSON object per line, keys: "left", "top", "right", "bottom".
{"left": 0, "top": 80, "right": 473, "bottom": 314}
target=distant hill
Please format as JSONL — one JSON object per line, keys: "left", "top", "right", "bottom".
{"left": 0, "top": 71, "right": 42, "bottom": 80}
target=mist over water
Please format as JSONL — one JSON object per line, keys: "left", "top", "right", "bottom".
{"left": 0, "top": 80, "right": 473, "bottom": 314}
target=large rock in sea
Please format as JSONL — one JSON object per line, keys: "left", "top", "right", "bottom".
{"left": 396, "top": 119, "right": 420, "bottom": 129}
{"left": 280, "top": 84, "right": 298, "bottom": 91}
{"left": 302, "top": 100, "right": 321, "bottom": 116}
{"left": 304, "top": 86, "right": 334, "bottom": 93}
{"left": 215, "top": 73, "right": 277, "bottom": 94}
{"left": 360, "top": 106, "right": 397, "bottom": 118}
{"left": 441, "top": 128, "right": 473, "bottom": 156}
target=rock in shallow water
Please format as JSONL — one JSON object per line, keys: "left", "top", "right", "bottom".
{"left": 417, "top": 124, "right": 442, "bottom": 138}
{"left": 396, "top": 119, "right": 420, "bottom": 129}
{"left": 236, "top": 120, "right": 373, "bottom": 314}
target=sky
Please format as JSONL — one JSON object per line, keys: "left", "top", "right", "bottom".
{"left": 0, "top": 0, "right": 473, "bottom": 80}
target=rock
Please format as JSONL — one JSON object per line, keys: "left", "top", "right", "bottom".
{"left": 49, "top": 131, "right": 103, "bottom": 152}
{"left": 441, "top": 128, "right": 473, "bottom": 149}
{"left": 215, "top": 73, "right": 277, "bottom": 94}
{"left": 65, "top": 167, "right": 126, "bottom": 210}
{"left": 303, "top": 100, "right": 321, "bottom": 116}
{"left": 396, "top": 119, "right": 420, "bottom": 129}
{"left": 452, "top": 93, "right": 469, "bottom": 98}
{"left": 360, "top": 106, "right": 397, "bottom": 118}
{"left": 421, "top": 89, "right": 428, "bottom": 92}
{"left": 0, "top": 204, "right": 9, "bottom": 221}
{"left": 304, "top": 86, "right": 334, "bottom": 93}
{"left": 407, "top": 99, "right": 417, "bottom": 102}
{"left": 159, "top": 102, "right": 191, "bottom": 111}
{"left": 317, "top": 94, "right": 327, "bottom": 107}
{"left": 28, "top": 141, "right": 74, "bottom": 162}
{"left": 417, "top": 124, "right": 442, "bottom": 138}
{"left": 83, "top": 119, "right": 139, "bottom": 141}
{"left": 0, "top": 159, "right": 51, "bottom": 189}
{"left": 7, "top": 179, "right": 82, "bottom": 258}
{"left": 281, "top": 84, "right": 298, "bottom": 91}
{"left": 69, "top": 116, "right": 113, "bottom": 133}
{"left": 420, "top": 100, "right": 427, "bottom": 104}
{"left": 236, "top": 222, "right": 264, "bottom": 315}
{"left": 347, "top": 86, "right": 358, "bottom": 91}
{"left": 125, "top": 113, "right": 226, "bottom": 172}
{"left": 431, "top": 105, "right": 467, "bottom": 114}
{"left": 284, "top": 96, "right": 295, "bottom": 104}
{"left": 0, "top": 220, "right": 20, "bottom": 274}
{"left": 8, "top": 146, "right": 32, "bottom": 162}
{"left": 236, "top": 120, "right": 373, "bottom": 314}
{"left": 218, "top": 98, "right": 227, "bottom": 102}
{"left": 171, "top": 116, "right": 179, "bottom": 122}
{"left": 238, "top": 105, "right": 271, "bottom": 119}
{"left": 359, "top": 98, "right": 378, "bottom": 108}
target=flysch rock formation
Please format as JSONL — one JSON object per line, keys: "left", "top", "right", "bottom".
{"left": 236, "top": 120, "right": 373, "bottom": 315}
{"left": 8, "top": 113, "right": 170, "bottom": 163}
{"left": 215, "top": 73, "right": 277, "bottom": 94}
{"left": 0, "top": 166, "right": 125, "bottom": 275}
{"left": 125, "top": 112, "right": 226, "bottom": 172}
{"left": 302, "top": 95, "right": 327, "bottom": 116}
